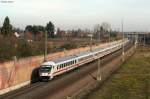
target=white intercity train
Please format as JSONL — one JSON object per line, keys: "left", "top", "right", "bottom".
{"left": 39, "top": 39, "right": 129, "bottom": 81}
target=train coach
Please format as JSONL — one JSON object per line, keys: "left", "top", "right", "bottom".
{"left": 39, "top": 39, "right": 129, "bottom": 81}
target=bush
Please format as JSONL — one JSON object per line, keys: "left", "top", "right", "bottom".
{"left": 59, "top": 43, "right": 77, "bottom": 50}
{"left": 16, "top": 39, "right": 32, "bottom": 58}
{"left": 0, "top": 36, "right": 79, "bottom": 62}
{"left": 0, "top": 37, "right": 16, "bottom": 61}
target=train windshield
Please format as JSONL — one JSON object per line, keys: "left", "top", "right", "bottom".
{"left": 40, "top": 66, "right": 52, "bottom": 72}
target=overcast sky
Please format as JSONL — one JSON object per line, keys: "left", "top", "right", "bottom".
{"left": 0, "top": 0, "right": 150, "bottom": 31}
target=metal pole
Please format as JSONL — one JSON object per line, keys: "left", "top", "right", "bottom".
{"left": 122, "top": 20, "right": 125, "bottom": 62}
{"left": 99, "top": 30, "right": 101, "bottom": 43}
{"left": 90, "top": 35, "right": 93, "bottom": 51}
{"left": 109, "top": 31, "right": 111, "bottom": 43}
{"left": 44, "top": 31, "right": 48, "bottom": 62}
{"left": 144, "top": 34, "right": 146, "bottom": 46}
{"left": 97, "top": 58, "right": 101, "bottom": 81}
{"left": 135, "top": 34, "right": 137, "bottom": 49}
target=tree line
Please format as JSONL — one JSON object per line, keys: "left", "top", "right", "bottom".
{"left": 25, "top": 21, "right": 55, "bottom": 39}
{"left": 0, "top": 16, "right": 56, "bottom": 62}
{"left": 0, "top": 16, "right": 119, "bottom": 62}
{"left": 0, "top": 16, "right": 55, "bottom": 38}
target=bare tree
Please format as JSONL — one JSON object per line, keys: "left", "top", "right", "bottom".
{"left": 101, "top": 22, "right": 111, "bottom": 32}
{"left": 94, "top": 24, "right": 101, "bottom": 41}
{"left": 101, "top": 22, "right": 111, "bottom": 42}
{"left": 94, "top": 22, "right": 111, "bottom": 42}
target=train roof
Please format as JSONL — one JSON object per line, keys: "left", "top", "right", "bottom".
{"left": 53, "top": 52, "right": 91, "bottom": 64}
{"left": 53, "top": 55, "right": 77, "bottom": 64}
{"left": 41, "top": 61, "right": 55, "bottom": 66}
{"left": 41, "top": 40, "right": 129, "bottom": 66}
{"left": 53, "top": 47, "right": 105, "bottom": 64}
{"left": 52, "top": 40, "right": 129, "bottom": 65}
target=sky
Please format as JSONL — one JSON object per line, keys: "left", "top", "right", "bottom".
{"left": 0, "top": 0, "right": 150, "bottom": 32}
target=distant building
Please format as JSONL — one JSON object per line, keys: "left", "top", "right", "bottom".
{"left": 56, "top": 28, "right": 66, "bottom": 37}
{"left": 24, "top": 32, "right": 34, "bottom": 42}
{"left": 14, "top": 32, "right": 20, "bottom": 38}
{"left": 35, "top": 31, "right": 44, "bottom": 40}
{"left": 24, "top": 31, "right": 44, "bottom": 42}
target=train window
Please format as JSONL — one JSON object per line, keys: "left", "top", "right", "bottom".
{"left": 68, "top": 62, "right": 69, "bottom": 66}
{"left": 65, "top": 64, "right": 66, "bottom": 67}
{"left": 64, "top": 63, "right": 66, "bottom": 67}
{"left": 63, "top": 63, "right": 66, "bottom": 67}
{"left": 67, "top": 62, "right": 68, "bottom": 66}
{"left": 68, "top": 62, "right": 70, "bottom": 66}
{"left": 67, "top": 62, "right": 69, "bottom": 66}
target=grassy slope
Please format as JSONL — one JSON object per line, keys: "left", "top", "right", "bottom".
{"left": 87, "top": 47, "right": 150, "bottom": 99}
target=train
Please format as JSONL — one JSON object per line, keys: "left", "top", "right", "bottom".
{"left": 39, "top": 39, "right": 129, "bottom": 81}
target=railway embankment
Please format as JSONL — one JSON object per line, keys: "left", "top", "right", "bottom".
{"left": 70, "top": 44, "right": 135, "bottom": 99}
{"left": 85, "top": 46, "right": 150, "bottom": 99}
{"left": 0, "top": 41, "right": 119, "bottom": 95}
{"left": 0, "top": 42, "right": 133, "bottom": 99}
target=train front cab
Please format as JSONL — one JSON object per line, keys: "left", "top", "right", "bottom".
{"left": 39, "top": 62, "right": 55, "bottom": 81}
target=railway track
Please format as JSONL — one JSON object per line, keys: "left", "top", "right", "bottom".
{"left": 0, "top": 42, "right": 133, "bottom": 99}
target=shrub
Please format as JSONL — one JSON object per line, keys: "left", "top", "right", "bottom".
{"left": 16, "top": 39, "right": 32, "bottom": 57}
{"left": 59, "top": 43, "right": 77, "bottom": 50}
{"left": 0, "top": 37, "right": 16, "bottom": 61}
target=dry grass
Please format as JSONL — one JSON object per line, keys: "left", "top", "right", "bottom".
{"left": 87, "top": 46, "right": 150, "bottom": 99}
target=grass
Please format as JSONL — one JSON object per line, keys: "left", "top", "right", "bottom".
{"left": 87, "top": 47, "right": 150, "bottom": 99}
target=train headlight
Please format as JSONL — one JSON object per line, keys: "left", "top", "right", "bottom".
{"left": 41, "top": 73, "right": 48, "bottom": 76}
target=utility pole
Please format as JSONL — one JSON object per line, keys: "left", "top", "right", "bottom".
{"left": 97, "top": 29, "right": 101, "bottom": 81}
{"left": 144, "top": 34, "right": 146, "bottom": 46}
{"left": 97, "top": 58, "right": 101, "bottom": 81}
{"left": 109, "top": 30, "right": 111, "bottom": 43}
{"left": 122, "top": 20, "right": 125, "bottom": 62}
{"left": 89, "top": 34, "right": 93, "bottom": 51}
{"left": 44, "top": 31, "right": 48, "bottom": 62}
{"left": 135, "top": 33, "right": 138, "bottom": 49}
